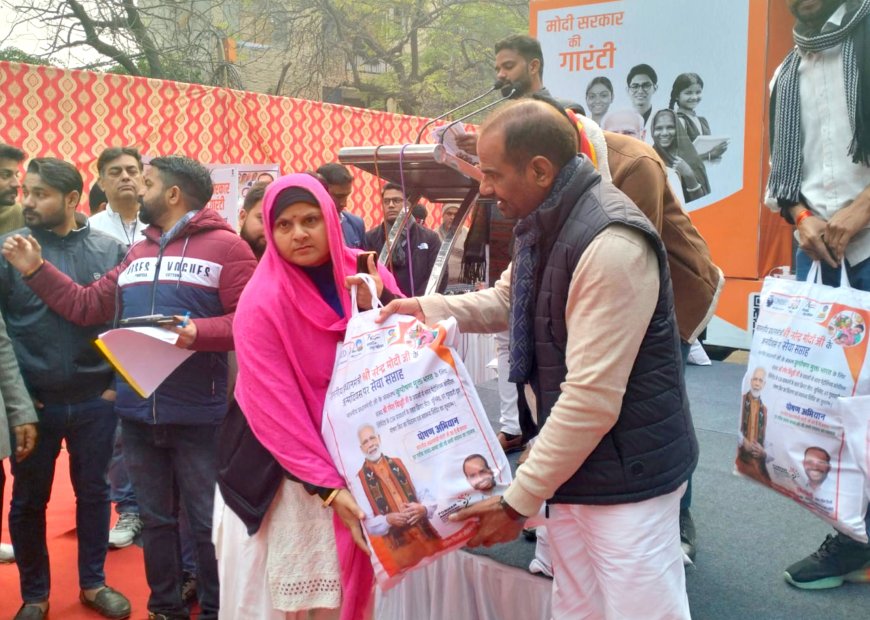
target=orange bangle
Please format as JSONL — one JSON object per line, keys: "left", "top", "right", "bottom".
{"left": 795, "top": 209, "right": 814, "bottom": 226}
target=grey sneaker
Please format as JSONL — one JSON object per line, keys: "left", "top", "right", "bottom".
{"left": 0, "top": 542, "right": 15, "bottom": 563}
{"left": 108, "top": 512, "right": 143, "bottom": 549}
{"left": 785, "top": 533, "right": 870, "bottom": 589}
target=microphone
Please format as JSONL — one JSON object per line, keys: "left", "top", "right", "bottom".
{"left": 415, "top": 79, "right": 507, "bottom": 143}
{"left": 437, "top": 86, "right": 517, "bottom": 146}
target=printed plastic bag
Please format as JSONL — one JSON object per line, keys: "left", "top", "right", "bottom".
{"left": 322, "top": 275, "right": 511, "bottom": 588}
{"left": 737, "top": 262, "right": 870, "bottom": 540}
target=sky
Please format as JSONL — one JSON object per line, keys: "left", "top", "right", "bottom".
{"left": 0, "top": 3, "right": 104, "bottom": 66}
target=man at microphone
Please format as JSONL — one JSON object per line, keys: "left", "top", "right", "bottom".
{"left": 456, "top": 35, "right": 579, "bottom": 155}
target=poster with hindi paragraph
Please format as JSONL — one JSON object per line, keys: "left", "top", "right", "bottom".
{"left": 322, "top": 309, "right": 510, "bottom": 588}
{"left": 738, "top": 264, "right": 870, "bottom": 541}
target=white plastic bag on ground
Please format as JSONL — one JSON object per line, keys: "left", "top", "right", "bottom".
{"left": 322, "top": 276, "right": 511, "bottom": 588}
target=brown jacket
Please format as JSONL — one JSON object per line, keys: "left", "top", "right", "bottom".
{"left": 605, "top": 131, "right": 723, "bottom": 343}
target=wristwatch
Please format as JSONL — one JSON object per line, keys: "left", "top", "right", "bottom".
{"left": 499, "top": 496, "right": 525, "bottom": 522}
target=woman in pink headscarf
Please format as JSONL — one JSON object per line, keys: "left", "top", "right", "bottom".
{"left": 214, "top": 173, "right": 401, "bottom": 620}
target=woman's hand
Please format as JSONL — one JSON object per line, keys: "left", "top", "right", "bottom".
{"left": 345, "top": 253, "right": 384, "bottom": 311}
{"left": 672, "top": 156, "right": 698, "bottom": 186}
{"left": 331, "top": 489, "right": 370, "bottom": 555}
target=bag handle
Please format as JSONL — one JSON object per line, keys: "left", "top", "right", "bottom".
{"left": 350, "top": 273, "right": 384, "bottom": 317}
{"left": 805, "top": 261, "right": 852, "bottom": 288}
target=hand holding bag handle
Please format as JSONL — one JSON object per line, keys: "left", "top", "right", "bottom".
{"left": 805, "top": 260, "right": 852, "bottom": 289}
{"left": 350, "top": 272, "right": 384, "bottom": 316}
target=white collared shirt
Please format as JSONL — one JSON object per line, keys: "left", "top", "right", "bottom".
{"left": 89, "top": 203, "right": 147, "bottom": 247}
{"left": 798, "top": 3, "right": 870, "bottom": 264}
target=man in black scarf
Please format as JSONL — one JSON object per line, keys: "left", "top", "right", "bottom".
{"left": 769, "top": 0, "right": 870, "bottom": 590}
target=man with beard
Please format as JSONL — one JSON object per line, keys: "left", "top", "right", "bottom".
{"left": 737, "top": 367, "right": 770, "bottom": 483}
{"left": 89, "top": 147, "right": 146, "bottom": 247}
{"left": 0, "top": 158, "right": 130, "bottom": 620}
{"left": 365, "top": 183, "right": 441, "bottom": 296}
{"left": 767, "top": 0, "right": 870, "bottom": 589}
{"left": 356, "top": 424, "right": 441, "bottom": 575}
{"left": 238, "top": 181, "right": 267, "bottom": 259}
{"left": 316, "top": 162, "right": 366, "bottom": 249}
{"left": 2, "top": 155, "right": 257, "bottom": 620}
{"left": 0, "top": 144, "right": 25, "bottom": 234}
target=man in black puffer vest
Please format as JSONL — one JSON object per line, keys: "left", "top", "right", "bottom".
{"left": 379, "top": 99, "right": 697, "bottom": 618}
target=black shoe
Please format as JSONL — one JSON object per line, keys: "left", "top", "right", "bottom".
{"left": 80, "top": 586, "right": 132, "bottom": 619}
{"left": 784, "top": 533, "right": 870, "bottom": 589}
{"left": 13, "top": 603, "right": 48, "bottom": 620}
{"left": 679, "top": 508, "right": 696, "bottom": 563}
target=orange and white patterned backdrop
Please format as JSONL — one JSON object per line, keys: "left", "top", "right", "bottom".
{"left": 0, "top": 61, "right": 433, "bottom": 228}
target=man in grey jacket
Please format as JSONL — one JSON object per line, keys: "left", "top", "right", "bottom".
{"left": 0, "top": 310, "right": 37, "bottom": 563}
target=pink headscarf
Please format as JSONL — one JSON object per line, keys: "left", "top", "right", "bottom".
{"left": 234, "top": 173, "right": 398, "bottom": 620}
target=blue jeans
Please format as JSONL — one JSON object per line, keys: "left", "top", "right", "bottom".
{"left": 795, "top": 249, "right": 870, "bottom": 538}
{"left": 108, "top": 421, "right": 138, "bottom": 514}
{"left": 9, "top": 396, "right": 116, "bottom": 602}
{"left": 122, "top": 420, "right": 219, "bottom": 619}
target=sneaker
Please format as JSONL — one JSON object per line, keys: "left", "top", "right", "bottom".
{"left": 181, "top": 571, "right": 197, "bottom": 605}
{"left": 784, "top": 533, "right": 870, "bottom": 589}
{"left": 679, "top": 508, "right": 696, "bottom": 564}
{"left": 0, "top": 542, "right": 15, "bottom": 563}
{"left": 108, "top": 512, "right": 143, "bottom": 549}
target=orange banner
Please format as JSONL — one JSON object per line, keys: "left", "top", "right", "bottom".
{"left": 0, "top": 61, "right": 431, "bottom": 228}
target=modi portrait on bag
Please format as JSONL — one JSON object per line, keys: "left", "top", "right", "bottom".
{"left": 356, "top": 423, "right": 442, "bottom": 575}
{"left": 737, "top": 366, "right": 771, "bottom": 484}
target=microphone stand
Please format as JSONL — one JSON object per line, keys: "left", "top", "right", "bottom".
{"left": 415, "top": 81, "right": 505, "bottom": 143}
{"left": 438, "top": 86, "right": 517, "bottom": 145}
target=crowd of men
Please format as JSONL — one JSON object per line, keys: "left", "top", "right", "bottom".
{"left": 1, "top": 2, "right": 870, "bottom": 617}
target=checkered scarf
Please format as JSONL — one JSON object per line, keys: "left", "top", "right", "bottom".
{"left": 508, "top": 156, "right": 581, "bottom": 383}
{"left": 768, "top": 0, "right": 870, "bottom": 204}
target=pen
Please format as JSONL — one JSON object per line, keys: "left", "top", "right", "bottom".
{"left": 180, "top": 311, "right": 191, "bottom": 328}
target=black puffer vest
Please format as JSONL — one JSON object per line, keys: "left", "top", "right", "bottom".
{"left": 527, "top": 157, "right": 698, "bottom": 505}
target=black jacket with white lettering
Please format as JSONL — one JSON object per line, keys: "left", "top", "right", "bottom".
{"left": 0, "top": 215, "right": 126, "bottom": 404}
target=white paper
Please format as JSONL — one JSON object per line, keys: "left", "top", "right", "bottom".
{"left": 97, "top": 327, "right": 194, "bottom": 398}
{"left": 692, "top": 135, "right": 729, "bottom": 158}
{"left": 430, "top": 123, "right": 479, "bottom": 164}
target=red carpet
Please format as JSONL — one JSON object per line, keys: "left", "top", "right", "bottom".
{"left": 1, "top": 449, "right": 152, "bottom": 619}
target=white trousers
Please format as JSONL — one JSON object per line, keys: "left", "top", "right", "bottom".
{"left": 548, "top": 484, "right": 691, "bottom": 620}
{"left": 495, "top": 330, "right": 521, "bottom": 435}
